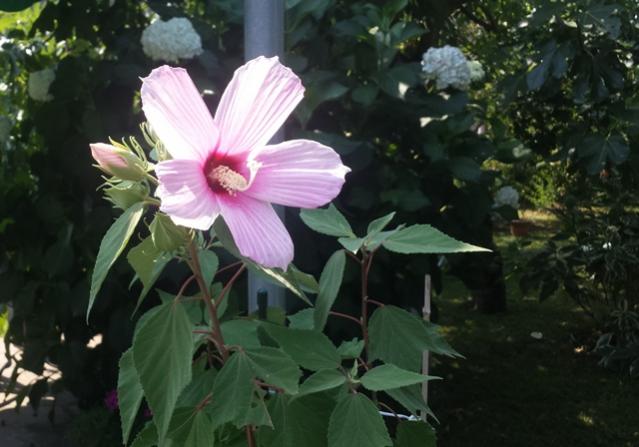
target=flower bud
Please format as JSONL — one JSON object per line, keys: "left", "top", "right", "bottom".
{"left": 90, "top": 143, "right": 147, "bottom": 181}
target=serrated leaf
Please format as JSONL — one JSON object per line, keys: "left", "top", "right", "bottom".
{"left": 166, "top": 407, "right": 214, "bottom": 447}
{"left": 88, "top": 202, "right": 144, "bottom": 320}
{"left": 208, "top": 352, "right": 255, "bottom": 428}
{"left": 176, "top": 368, "right": 217, "bottom": 408}
{"left": 366, "top": 212, "right": 395, "bottom": 241}
{"left": 386, "top": 385, "right": 436, "bottom": 420}
{"left": 369, "top": 305, "right": 460, "bottom": 371}
{"left": 246, "top": 347, "right": 302, "bottom": 395}
{"left": 382, "top": 224, "right": 489, "bottom": 254}
{"left": 328, "top": 393, "right": 392, "bottom": 447}
{"left": 149, "top": 213, "right": 187, "bottom": 251}
{"left": 395, "top": 420, "right": 437, "bottom": 447}
{"left": 128, "top": 236, "right": 170, "bottom": 313}
{"left": 263, "top": 325, "right": 341, "bottom": 371}
{"left": 132, "top": 301, "right": 193, "bottom": 442}
{"left": 118, "top": 348, "right": 144, "bottom": 445}
{"left": 297, "top": 369, "right": 346, "bottom": 397}
{"left": 221, "top": 319, "right": 261, "bottom": 349}
{"left": 314, "top": 250, "right": 346, "bottom": 331}
{"left": 360, "top": 364, "right": 437, "bottom": 391}
{"left": 300, "top": 204, "right": 355, "bottom": 238}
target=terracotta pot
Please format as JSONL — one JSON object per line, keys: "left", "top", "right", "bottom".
{"left": 510, "top": 219, "right": 530, "bottom": 237}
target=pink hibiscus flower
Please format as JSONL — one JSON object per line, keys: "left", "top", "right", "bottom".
{"left": 141, "top": 56, "right": 349, "bottom": 269}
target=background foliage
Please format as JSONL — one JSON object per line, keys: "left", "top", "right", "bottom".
{"left": 0, "top": 0, "right": 638, "bottom": 438}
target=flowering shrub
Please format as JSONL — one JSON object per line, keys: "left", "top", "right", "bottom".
{"left": 421, "top": 46, "right": 472, "bottom": 91}
{"left": 493, "top": 186, "right": 520, "bottom": 210}
{"left": 141, "top": 17, "right": 203, "bottom": 63}
{"left": 87, "top": 57, "right": 488, "bottom": 446}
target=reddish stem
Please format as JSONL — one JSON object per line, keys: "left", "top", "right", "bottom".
{"left": 330, "top": 310, "right": 362, "bottom": 326}
{"left": 214, "top": 264, "right": 246, "bottom": 308}
{"left": 246, "top": 426, "right": 256, "bottom": 447}
{"left": 188, "top": 241, "right": 229, "bottom": 362}
{"left": 367, "top": 298, "right": 385, "bottom": 308}
{"left": 361, "top": 251, "right": 375, "bottom": 365}
{"left": 215, "top": 261, "right": 243, "bottom": 278}
{"left": 173, "top": 274, "right": 196, "bottom": 302}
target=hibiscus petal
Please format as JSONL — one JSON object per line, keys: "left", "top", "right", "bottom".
{"left": 155, "top": 159, "right": 219, "bottom": 230}
{"left": 218, "top": 194, "right": 293, "bottom": 269}
{"left": 245, "top": 139, "right": 350, "bottom": 208}
{"left": 214, "top": 56, "right": 304, "bottom": 156}
{"left": 141, "top": 66, "right": 219, "bottom": 162}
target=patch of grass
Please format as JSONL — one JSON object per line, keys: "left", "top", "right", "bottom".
{"left": 429, "top": 220, "right": 639, "bottom": 447}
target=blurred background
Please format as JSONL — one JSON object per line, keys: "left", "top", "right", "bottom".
{"left": 0, "top": 0, "right": 638, "bottom": 446}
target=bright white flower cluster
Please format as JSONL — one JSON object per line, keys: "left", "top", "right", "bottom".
{"left": 468, "top": 60, "right": 485, "bottom": 82}
{"left": 141, "top": 17, "right": 203, "bottom": 63}
{"left": 28, "top": 68, "right": 55, "bottom": 102}
{"left": 421, "top": 46, "right": 485, "bottom": 90}
{"left": 494, "top": 186, "right": 520, "bottom": 209}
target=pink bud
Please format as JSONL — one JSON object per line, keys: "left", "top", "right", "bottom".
{"left": 90, "top": 143, "right": 146, "bottom": 181}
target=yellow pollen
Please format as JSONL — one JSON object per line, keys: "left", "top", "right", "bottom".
{"left": 209, "top": 165, "right": 248, "bottom": 195}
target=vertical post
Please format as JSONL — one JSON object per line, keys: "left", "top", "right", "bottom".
{"left": 244, "top": 0, "right": 286, "bottom": 313}
{"left": 422, "top": 274, "right": 432, "bottom": 421}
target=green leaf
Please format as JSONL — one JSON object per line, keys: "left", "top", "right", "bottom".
{"left": 88, "top": 202, "right": 144, "bottom": 320}
{"left": 287, "top": 308, "right": 315, "bottom": 330}
{"left": 386, "top": 385, "right": 435, "bottom": 419}
{"left": 246, "top": 347, "right": 302, "bottom": 395}
{"left": 132, "top": 301, "right": 193, "bottom": 442}
{"left": 150, "top": 213, "right": 187, "bottom": 251}
{"left": 297, "top": 369, "right": 346, "bottom": 397}
{"left": 448, "top": 157, "right": 482, "bottom": 182}
{"left": 352, "top": 85, "right": 379, "bottom": 106}
{"left": 314, "top": 250, "right": 346, "bottom": 331}
{"left": 300, "top": 204, "right": 355, "bottom": 238}
{"left": 221, "top": 319, "right": 261, "bottom": 349}
{"left": 395, "top": 420, "right": 437, "bottom": 447}
{"left": 288, "top": 265, "right": 320, "bottom": 294}
{"left": 128, "top": 237, "right": 170, "bottom": 311}
{"left": 118, "top": 348, "right": 144, "bottom": 445}
{"left": 263, "top": 325, "right": 341, "bottom": 371}
{"left": 166, "top": 407, "right": 214, "bottom": 447}
{"left": 369, "top": 305, "right": 460, "bottom": 371}
{"left": 176, "top": 368, "right": 217, "bottom": 408}
{"left": 198, "top": 250, "right": 219, "bottom": 291}
{"left": 208, "top": 352, "right": 255, "bottom": 428}
{"left": 328, "top": 393, "right": 392, "bottom": 447}
{"left": 246, "top": 264, "right": 312, "bottom": 305}
{"left": 130, "top": 422, "right": 157, "bottom": 447}
{"left": 366, "top": 212, "right": 395, "bottom": 241}
{"left": 382, "top": 225, "right": 489, "bottom": 254}
{"left": 578, "top": 134, "right": 630, "bottom": 175}
{"left": 338, "top": 237, "right": 364, "bottom": 254}
{"left": 360, "top": 364, "right": 436, "bottom": 391}
{"left": 337, "top": 338, "right": 364, "bottom": 359}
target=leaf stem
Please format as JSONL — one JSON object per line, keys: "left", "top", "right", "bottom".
{"left": 330, "top": 310, "right": 362, "bottom": 326}
{"left": 214, "top": 264, "right": 246, "bottom": 308}
{"left": 246, "top": 426, "right": 256, "bottom": 447}
{"left": 361, "top": 250, "right": 376, "bottom": 366}
{"left": 188, "top": 241, "right": 229, "bottom": 362}
{"left": 173, "top": 274, "right": 196, "bottom": 302}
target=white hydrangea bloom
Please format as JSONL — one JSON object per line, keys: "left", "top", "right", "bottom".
{"left": 28, "top": 68, "right": 55, "bottom": 102}
{"left": 141, "top": 17, "right": 203, "bottom": 63}
{"left": 468, "top": 60, "right": 485, "bottom": 82}
{"left": 494, "top": 186, "right": 520, "bottom": 209}
{"left": 421, "top": 45, "right": 471, "bottom": 90}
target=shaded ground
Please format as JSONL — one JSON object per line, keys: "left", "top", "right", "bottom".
{"left": 430, "top": 214, "right": 639, "bottom": 447}
{"left": 0, "top": 342, "right": 75, "bottom": 446}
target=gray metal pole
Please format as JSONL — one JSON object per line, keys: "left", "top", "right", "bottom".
{"left": 244, "top": 0, "right": 286, "bottom": 313}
